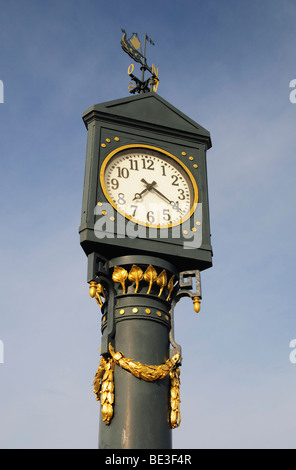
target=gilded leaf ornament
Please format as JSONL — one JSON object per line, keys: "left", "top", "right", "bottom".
{"left": 93, "top": 356, "right": 115, "bottom": 425}
{"left": 193, "top": 296, "right": 201, "bottom": 313}
{"left": 128, "top": 264, "right": 143, "bottom": 293}
{"left": 89, "top": 281, "right": 97, "bottom": 299}
{"left": 89, "top": 281, "right": 106, "bottom": 308}
{"left": 169, "top": 368, "right": 181, "bottom": 428}
{"left": 93, "top": 356, "right": 108, "bottom": 399}
{"left": 143, "top": 265, "right": 158, "bottom": 294}
{"left": 156, "top": 269, "right": 167, "bottom": 297}
{"left": 166, "top": 275, "right": 175, "bottom": 301}
{"left": 109, "top": 343, "right": 180, "bottom": 382}
{"left": 112, "top": 266, "right": 128, "bottom": 294}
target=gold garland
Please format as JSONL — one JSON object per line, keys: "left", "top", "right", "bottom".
{"left": 93, "top": 356, "right": 115, "bottom": 424}
{"left": 169, "top": 368, "right": 181, "bottom": 429}
{"left": 93, "top": 343, "right": 181, "bottom": 428}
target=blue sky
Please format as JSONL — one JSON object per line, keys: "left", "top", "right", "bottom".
{"left": 0, "top": 0, "right": 296, "bottom": 449}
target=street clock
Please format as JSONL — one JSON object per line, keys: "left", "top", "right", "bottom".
{"left": 79, "top": 29, "right": 214, "bottom": 450}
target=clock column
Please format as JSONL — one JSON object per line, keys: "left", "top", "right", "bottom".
{"left": 89, "top": 254, "right": 180, "bottom": 449}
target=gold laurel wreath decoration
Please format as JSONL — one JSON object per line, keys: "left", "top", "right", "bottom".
{"left": 93, "top": 356, "right": 115, "bottom": 425}
{"left": 169, "top": 368, "right": 181, "bottom": 428}
{"left": 93, "top": 344, "right": 181, "bottom": 428}
{"left": 109, "top": 343, "right": 180, "bottom": 381}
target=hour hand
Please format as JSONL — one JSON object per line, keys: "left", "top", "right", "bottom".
{"left": 133, "top": 190, "right": 146, "bottom": 201}
{"left": 141, "top": 179, "right": 157, "bottom": 190}
{"left": 132, "top": 180, "right": 157, "bottom": 200}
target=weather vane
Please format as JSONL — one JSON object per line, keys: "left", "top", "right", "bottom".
{"left": 120, "top": 29, "right": 159, "bottom": 94}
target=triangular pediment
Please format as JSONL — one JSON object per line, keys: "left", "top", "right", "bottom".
{"left": 83, "top": 93, "right": 211, "bottom": 146}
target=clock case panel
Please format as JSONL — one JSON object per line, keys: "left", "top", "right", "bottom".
{"left": 80, "top": 93, "right": 213, "bottom": 272}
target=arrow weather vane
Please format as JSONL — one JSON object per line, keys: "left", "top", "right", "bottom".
{"left": 120, "top": 29, "right": 159, "bottom": 94}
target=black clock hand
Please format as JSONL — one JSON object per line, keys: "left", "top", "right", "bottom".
{"left": 149, "top": 185, "right": 184, "bottom": 214}
{"left": 150, "top": 186, "right": 173, "bottom": 205}
{"left": 141, "top": 178, "right": 157, "bottom": 190}
{"left": 133, "top": 180, "right": 157, "bottom": 200}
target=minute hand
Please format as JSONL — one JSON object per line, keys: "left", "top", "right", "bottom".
{"left": 150, "top": 187, "right": 173, "bottom": 205}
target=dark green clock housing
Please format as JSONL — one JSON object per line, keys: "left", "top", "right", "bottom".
{"left": 79, "top": 93, "right": 213, "bottom": 272}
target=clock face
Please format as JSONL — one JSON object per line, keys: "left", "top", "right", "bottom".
{"left": 100, "top": 145, "right": 198, "bottom": 228}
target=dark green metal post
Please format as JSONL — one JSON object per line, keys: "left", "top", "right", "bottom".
{"left": 95, "top": 255, "right": 177, "bottom": 449}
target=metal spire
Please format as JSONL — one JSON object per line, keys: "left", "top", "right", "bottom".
{"left": 120, "top": 29, "right": 159, "bottom": 94}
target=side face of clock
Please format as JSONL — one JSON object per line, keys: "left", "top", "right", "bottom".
{"left": 100, "top": 145, "right": 198, "bottom": 229}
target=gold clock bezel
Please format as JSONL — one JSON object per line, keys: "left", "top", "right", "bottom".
{"left": 99, "top": 144, "right": 198, "bottom": 229}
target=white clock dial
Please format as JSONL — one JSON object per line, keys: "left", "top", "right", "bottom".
{"left": 100, "top": 145, "right": 198, "bottom": 228}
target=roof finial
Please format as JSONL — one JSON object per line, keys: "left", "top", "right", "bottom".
{"left": 120, "top": 29, "right": 159, "bottom": 95}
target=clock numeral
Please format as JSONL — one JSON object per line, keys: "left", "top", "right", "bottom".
{"left": 111, "top": 178, "right": 119, "bottom": 190}
{"left": 116, "top": 167, "right": 130, "bottom": 178}
{"left": 129, "top": 159, "right": 139, "bottom": 171}
{"left": 163, "top": 209, "right": 171, "bottom": 222}
{"left": 171, "top": 174, "right": 179, "bottom": 186}
{"left": 171, "top": 201, "right": 180, "bottom": 211}
{"left": 117, "top": 193, "right": 126, "bottom": 205}
{"left": 130, "top": 205, "right": 137, "bottom": 217}
{"left": 177, "top": 188, "right": 185, "bottom": 200}
{"left": 142, "top": 159, "right": 154, "bottom": 170}
{"left": 171, "top": 201, "right": 186, "bottom": 214}
{"left": 147, "top": 211, "right": 155, "bottom": 224}
{"left": 161, "top": 165, "right": 166, "bottom": 176}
